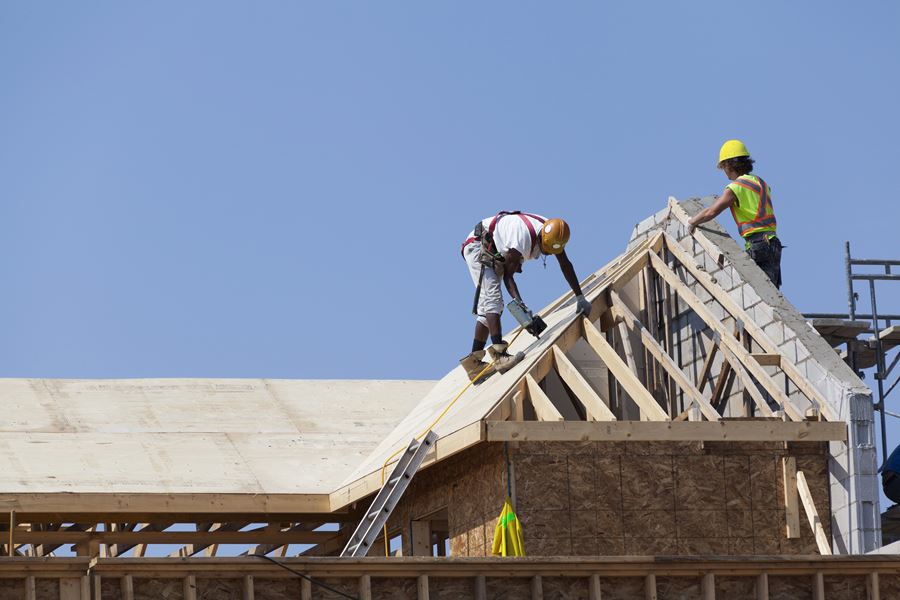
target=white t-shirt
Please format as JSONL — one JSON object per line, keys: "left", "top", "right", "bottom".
{"left": 468, "top": 213, "right": 547, "bottom": 262}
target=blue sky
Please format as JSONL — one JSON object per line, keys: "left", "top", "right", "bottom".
{"left": 1, "top": 3, "right": 897, "bottom": 408}
{"left": 2, "top": 0, "right": 900, "bottom": 556}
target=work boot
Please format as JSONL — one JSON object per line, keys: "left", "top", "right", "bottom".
{"left": 459, "top": 350, "right": 496, "bottom": 384}
{"left": 487, "top": 342, "right": 525, "bottom": 374}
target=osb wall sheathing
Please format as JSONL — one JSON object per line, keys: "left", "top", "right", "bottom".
{"left": 386, "top": 439, "right": 831, "bottom": 558}
{"left": 513, "top": 440, "right": 831, "bottom": 557}
{"left": 383, "top": 442, "right": 508, "bottom": 558}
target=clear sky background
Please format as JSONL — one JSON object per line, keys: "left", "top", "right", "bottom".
{"left": 2, "top": 5, "right": 898, "bottom": 438}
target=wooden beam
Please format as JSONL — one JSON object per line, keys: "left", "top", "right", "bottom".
{"left": 121, "top": 575, "right": 134, "bottom": 600}
{"left": 552, "top": 346, "right": 616, "bottom": 421}
{"left": 475, "top": 575, "right": 486, "bottom": 600}
{"left": 718, "top": 344, "right": 774, "bottom": 418}
{"left": 661, "top": 233, "right": 838, "bottom": 422}
{"left": 25, "top": 576, "right": 35, "bottom": 600}
{"left": 868, "top": 572, "right": 880, "bottom": 600}
{"left": 589, "top": 574, "right": 601, "bottom": 600}
{"left": 486, "top": 420, "right": 847, "bottom": 442}
{"left": 648, "top": 251, "right": 801, "bottom": 421}
{"left": 756, "top": 573, "right": 768, "bottom": 600}
{"left": 525, "top": 374, "right": 564, "bottom": 422}
{"left": 184, "top": 576, "right": 197, "bottom": 600}
{"left": 532, "top": 575, "right": 543, "bottom": 600}
{"left": 611, "top": 291, "right": 719, "bottom": 421}
{"left": 796, "top": 471, "right": 832, "bottom": 555}
{"left": 582, "top": 318, "right": 668, "bottom": 421}
{"left": 242, "top": 575, "right": 254, "bottom": 600}
{"left": 702, "top": 573, "right": 715, "bottom": 600}
{"left": 697, "top": 339, "right": 719, "bottom": 393}
{"left": 418, "top": 575, "right": 430, "bottom": 600}
{"left": 359, "top": 575, "right": 372, "bottom": 600}
{"left": 752, "top": 353, "right": 782, "bottom": 367}
{"left": 645, "top": 573, "right": 657, "bottom": 600}
{"left": 12, "top": 527, "right": 335, "bottom": 546}
{"left": 782, "top": 457, "right": 801, "bottom": 539}
{"left": 812, "top": 571, "right": 824, "bottom": 600}
{"left": 411, "top": 521, "right": 431, "bottom": 557}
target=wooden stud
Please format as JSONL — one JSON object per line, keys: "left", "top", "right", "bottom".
{"left": 797, "top": 471, "right": 832, "bottom": 555}
{"left": 782, "top": 457, "right": 801, "bottom": 539}
{"left": 359, "top": 575, "right": 372, "bottom": 600}
{"left": 702, "top": 573, "right": 715, "bottom": 600}
{"left": 697, "top": 339, "right": 719, "bottom": 393}
{"left": 59, "top": 578, "right": 81, "bottom": 600}
{"left": 525, "top": 374, "right": 564, "bottom": 422}
{"left": 81, "top": 576, "right": 90, "bottom": 600}
{"left": 301, "top": 577, "right": 311, "bottom": 600}
{"left": 242, "top": 575, "right": 254, "bottom": 600}
{"left": 411, "top": 520, "right": 431, "bottom": 556}
{"left": 8, "top": 511, "right": 14, "bottom": 557}
{"left": 611, "top": 292, "right": 720, "bottom": 421}
{"left": 645, "top": 574, "right": 657, "bottom": 600}
{"left": 582, "top": 318, "right": 668, "bottom": 420}
{"left": 868, "top": 572, "right": 880, "bottom": 600}
{"left": 183, "top": 576, "right": 197, "bottom": 600}
{"left": 25, "top": 576, "right": 35, "bottom": 600}
{"left": 552, "top": 346, "right": 616, "bottom": 421}
{"left": 92, "top": 576, "right": 101, "bottom": 600}
{"left": 589, "top": 574, "right": 602, "bottom": 600}
{"left": 531, "top": 575, "right": 543, "bottom": 600}
{"left": 718, "top": 344, "right": 774, "bottom": 418}
{"left": 756, "top": 573, "right": 768, "bottom": 600}
{"left": 648, "top": 251, "right": 802, "bottom": 421}
{"left": 121, "top": 574, "right": 134, "bottom": 600}
{"left": 418, "top": 574, "right": 430, "bottom": 600}
{"left": 812, "top": 571, "right": 824, "bottom": 600}
{"left": 475, "top": 575, "right": 486, "bottom": 600}
{"left": 513, "top": 389, "right": 526, "bottom": 422}
{"left": 661, "top": 234, "right": 838, "bottom": 422}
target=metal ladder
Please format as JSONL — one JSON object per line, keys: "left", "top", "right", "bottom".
{"left": 340, "top": 430, "right": 438, "bottom": 557}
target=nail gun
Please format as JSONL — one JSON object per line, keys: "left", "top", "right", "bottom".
{"left": 507, "top": 299, "right": 547, "bottom": 338}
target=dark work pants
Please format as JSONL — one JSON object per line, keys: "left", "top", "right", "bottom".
{"left": 746, "top": 234, "right": 783, "bottom": 289}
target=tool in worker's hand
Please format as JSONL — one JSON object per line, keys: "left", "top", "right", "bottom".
{"left": 507, "top": 299, "right": 547, "bottom": 338}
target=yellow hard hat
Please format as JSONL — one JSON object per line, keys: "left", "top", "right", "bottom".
{"left": 540, "top": 218, "right": 570, "bottom": 255}
{"left": 718, "top": 139, "right": 750, "bottom": 165}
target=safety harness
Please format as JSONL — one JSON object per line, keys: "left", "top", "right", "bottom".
{"left": 463, "top": 211, "right": 546, "bottom": 315}
{"left": 729, "top": 175, "right": 777, "bottom": 237}
{"left": 461, "top": 211, "right": 546, "bottom": 263}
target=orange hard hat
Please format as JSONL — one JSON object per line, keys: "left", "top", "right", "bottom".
{"left": 540, "top": 218, "right": 570, "bottom": 254}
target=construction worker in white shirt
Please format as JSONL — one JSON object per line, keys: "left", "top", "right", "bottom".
{"left": 459, "top": 212, "right": 592, "bottom": 383}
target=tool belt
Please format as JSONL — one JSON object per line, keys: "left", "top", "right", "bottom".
{"left": 473, "top": 220, "right": 505, "bottom": 273}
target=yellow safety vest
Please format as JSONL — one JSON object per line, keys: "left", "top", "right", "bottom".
{"left": 726, "top": 174, "right": 777, "bottom": 238}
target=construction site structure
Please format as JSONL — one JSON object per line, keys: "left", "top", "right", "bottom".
{"left": 0, "top": 197, "right": 897, "bottom": 599}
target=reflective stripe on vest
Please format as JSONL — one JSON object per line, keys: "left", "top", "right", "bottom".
{"left": 728, "top": 175, "right": 777, "bottom": 237}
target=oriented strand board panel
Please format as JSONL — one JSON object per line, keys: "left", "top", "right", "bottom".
{"left": 0, "top": 379, "right": 432, "bottom": 495}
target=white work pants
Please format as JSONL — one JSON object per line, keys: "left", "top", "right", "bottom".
{"left": 463, "top": 242, "right": 503, "bottom": 326}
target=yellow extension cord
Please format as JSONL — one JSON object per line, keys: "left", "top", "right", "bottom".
{"left": 379, "top": 328, "right": 526, "bottom": 556}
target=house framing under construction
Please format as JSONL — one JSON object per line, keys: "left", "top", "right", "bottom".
{"left": 0, "top": 198, "right": 895, "bottom": 599}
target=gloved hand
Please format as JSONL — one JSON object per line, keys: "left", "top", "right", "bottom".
{"left": 576, "top": 294, "right": 592, "bottom": 316}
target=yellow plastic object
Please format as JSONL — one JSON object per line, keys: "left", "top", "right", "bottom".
{"left": 492, "top": 497, "right": 526, "bottom": 556}
{"left": 540, "top": 218, "right": 570, "bottom": 255}
{"left": 718, "top": 139, "right": 751, "bottom": 164}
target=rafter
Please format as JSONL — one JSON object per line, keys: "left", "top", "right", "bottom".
{"left": 648, "top": 250, "right": 804, "bottom": 421}
{"left": 610, "top": 290, "right": 719, "bottom": 421}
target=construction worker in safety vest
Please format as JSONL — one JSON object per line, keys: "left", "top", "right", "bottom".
{"left": 688, "top": 140, "right": 783, "bottom": 288}
{"left": 459, "top": 212, "right": 592, "bottom": 383}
